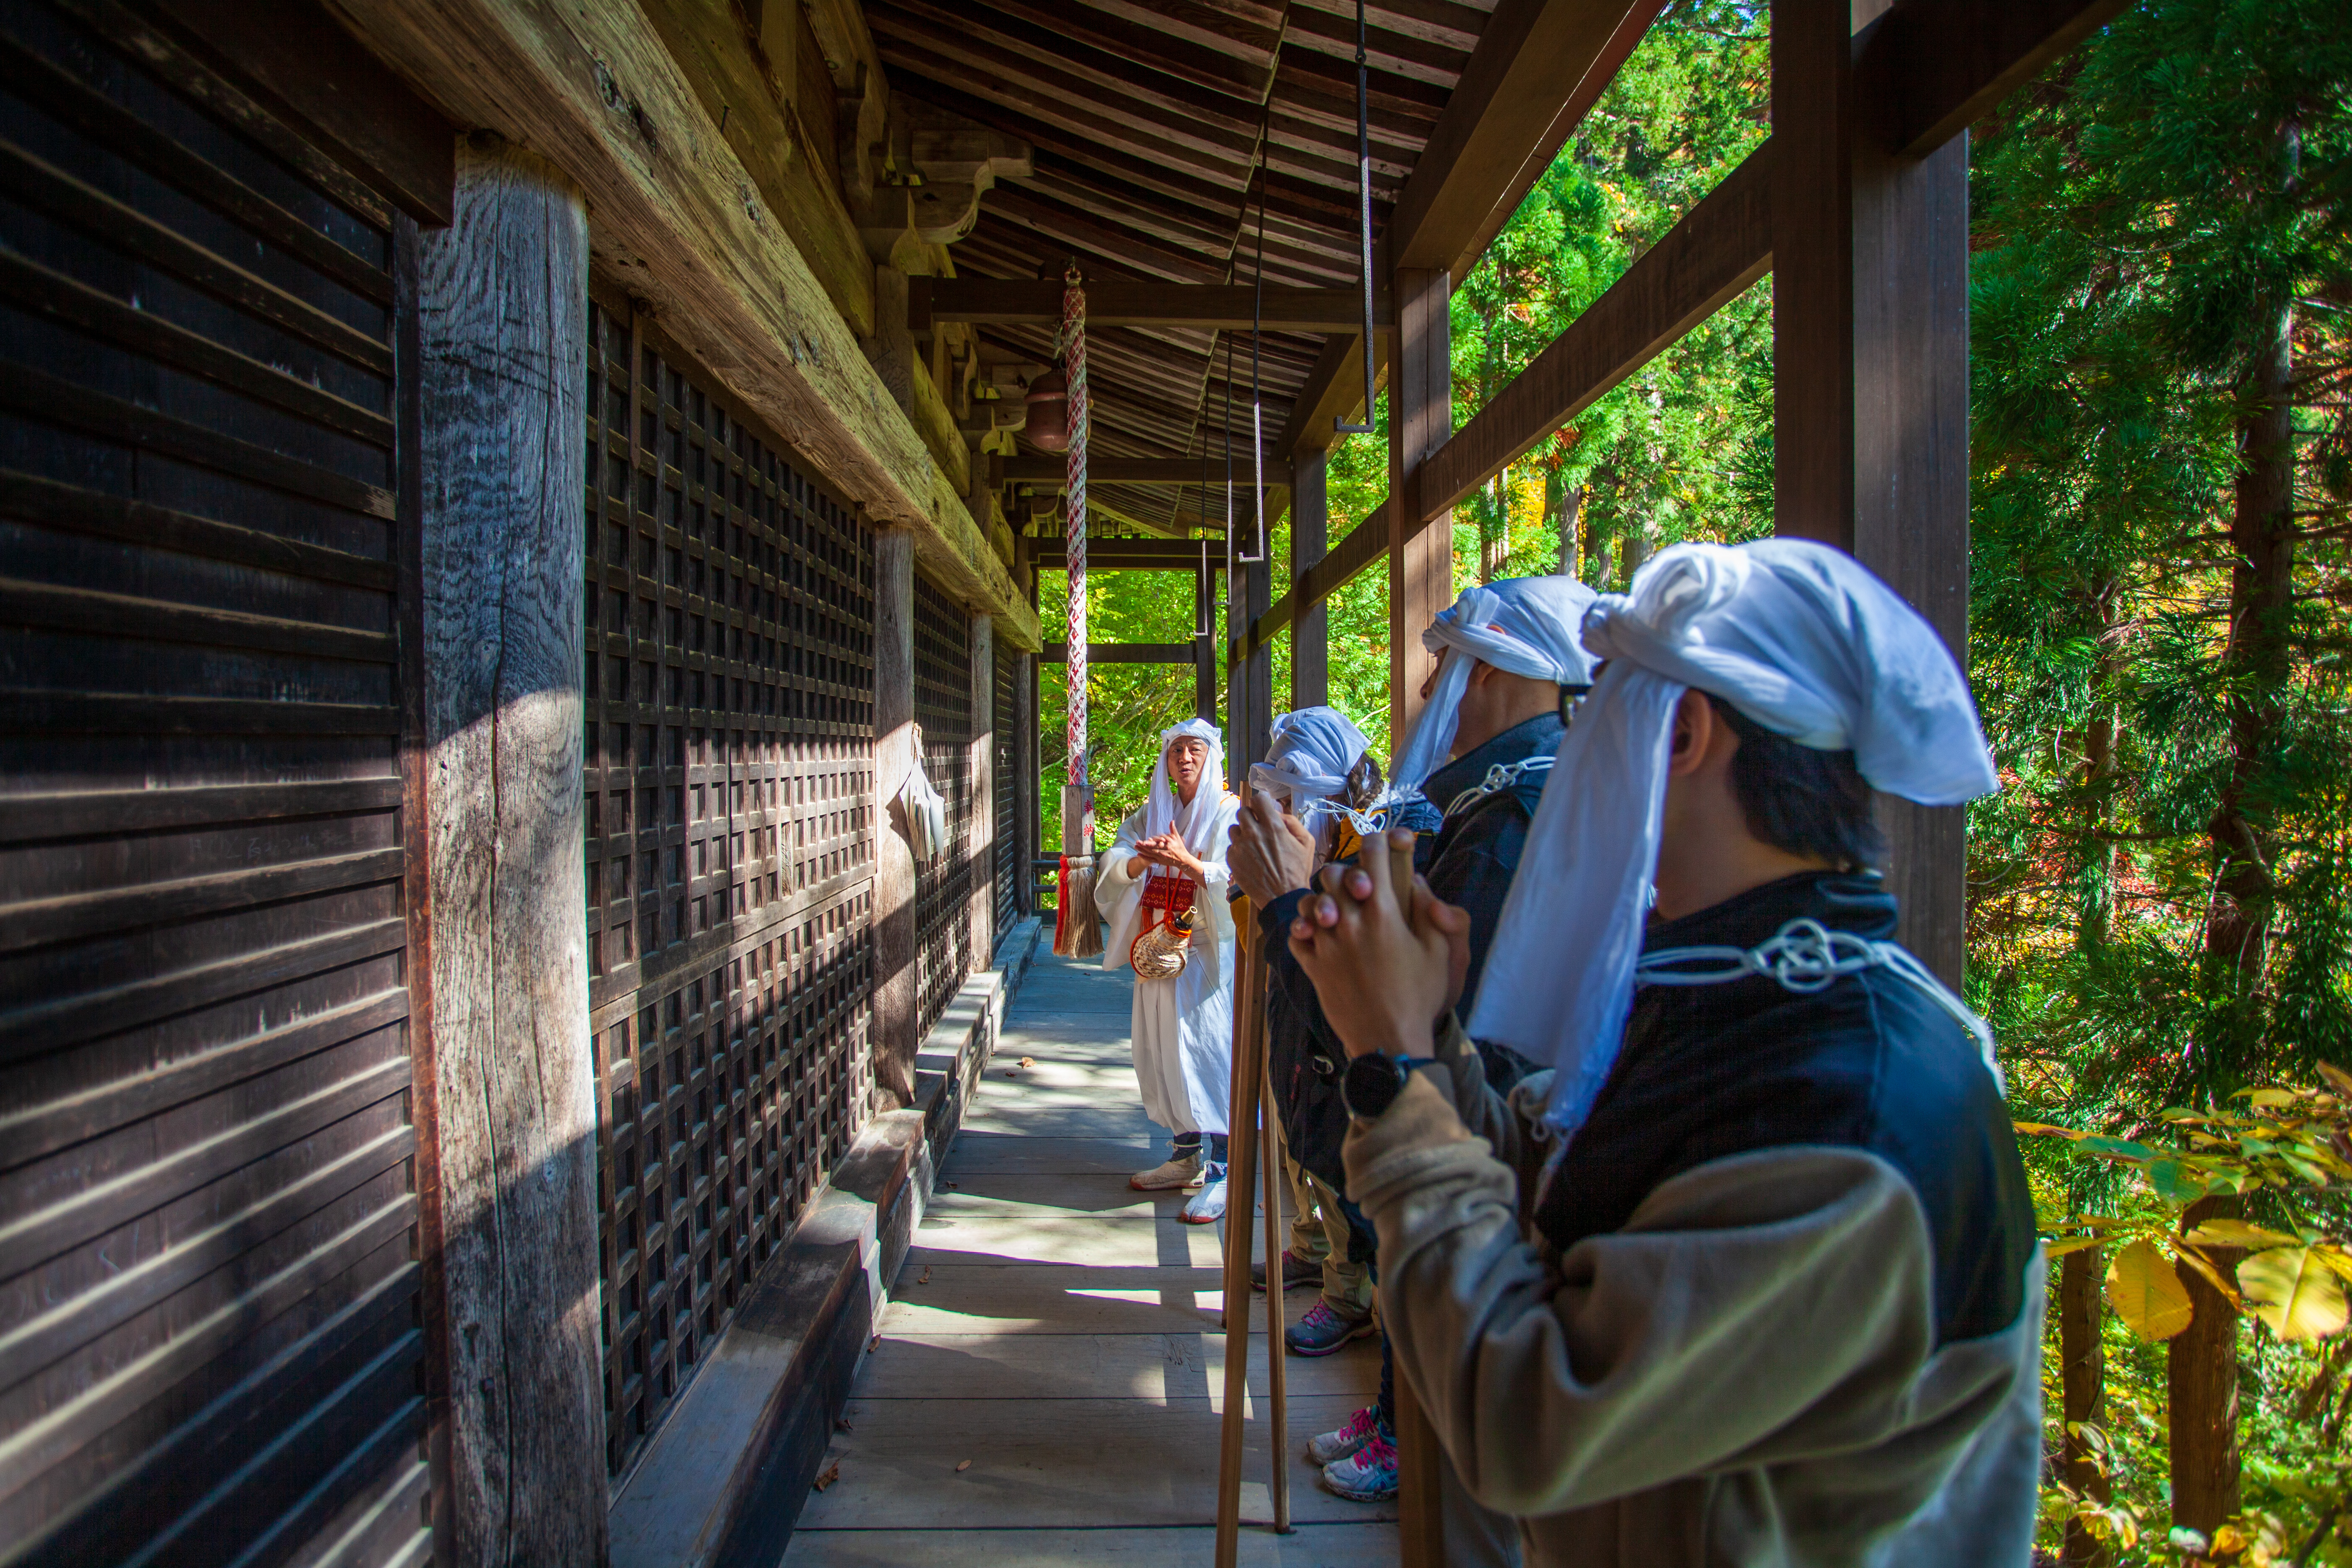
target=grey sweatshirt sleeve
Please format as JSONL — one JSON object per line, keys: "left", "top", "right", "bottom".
{"left": 1341, "top": 1072, "right": 1951, "bottom": 1520}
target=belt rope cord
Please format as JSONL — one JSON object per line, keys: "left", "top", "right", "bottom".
{"left": 1635, "top": 917, "right": 2003, "bottom": 1089}
{"left": 1442, "top": 755, "right": 1555, "bottom": 820}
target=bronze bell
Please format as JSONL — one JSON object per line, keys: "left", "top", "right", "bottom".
{"left": 1024, "top": 369, "right": 1069, "bottom": 453}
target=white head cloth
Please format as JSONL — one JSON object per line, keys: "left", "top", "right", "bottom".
{"left": 1142, "top": 717, "right": 1229, "bottom": 857}
{"left": 1466, "top": 539, "right": 2000, "bottom": 1139}
{"left": 1387, "top": 575, "right": 1601, "bottom": 799}
{"left": 1248, "top": 707, "right": 1372, "bottom": 818}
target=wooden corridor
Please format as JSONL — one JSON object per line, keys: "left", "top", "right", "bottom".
{"left": 784, "top": 953, "right": 1395, "bottom": 1564}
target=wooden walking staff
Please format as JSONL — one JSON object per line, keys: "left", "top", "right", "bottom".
{"left": 1371, "top": 828, "right": 1445, "bottom": 1568}
{"left": 1214, "top": 897, "right": 1288, "bottom": 1565}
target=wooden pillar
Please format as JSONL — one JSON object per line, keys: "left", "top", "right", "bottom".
{"left": 413, "top": 134, "right": 607, "bottom": 1565}
{"left": 969, "top": 612, "right": 995, "bottom": 960}
{"left": 1292, "top": 449, "right": 1330, "bottom": 709}
{"left": 873, "top": 527, "right": 919, "bottom": 1103}
{"left": 1194, "top": 555, "right": 1219, "bottom": 723}
{"left": 1774, "top": 0, "right": 1971, "bottom": 987}
{"left": 1242, "top": 519, "right": 1273, "bottom": 768}
{"left": 1014, "top": 650, "right": 1037, "bottom": 916}
{"left": 1389, "top": 268, "right": 1453, "bottom": 762}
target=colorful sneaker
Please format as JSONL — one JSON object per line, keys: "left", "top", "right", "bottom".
{"left": 1285, "top": 1300, "right": 1375, "bottom": 1357}
{"left": 1180, "top": 1166, "right": 1228, "bottom": 1224}
{"left": 1321, "top": 1431, "right": 1398, "bottom": 1502}
{"left": 1306, "top": 1405, "right": 1380, "bottom": 1466}
{"left": 1129, "top": 1150, "right": 1204, "bottom": 1191}
{"left": 1251, "top": 1250, "right": 1320, "bottom": 1293}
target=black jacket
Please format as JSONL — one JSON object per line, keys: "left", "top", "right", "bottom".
{"left": 1261, "top": 711, "right": 1566, "bottom": 1193}
{"left": 1532, "top": 869, "right": 2037, "bottom": 1345}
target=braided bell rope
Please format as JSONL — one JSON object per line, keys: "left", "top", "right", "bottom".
{"left": 1062, "top": 263, "right": 1089, "bottom": 794}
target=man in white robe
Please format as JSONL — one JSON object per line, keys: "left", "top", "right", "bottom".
{"left": 1097, "top": 718, "right": 1243, "bottom": 1224}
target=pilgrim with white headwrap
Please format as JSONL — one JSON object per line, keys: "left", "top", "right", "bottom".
{"left": 1284, "top": 539, "right": 2043, "bottom": 1567}
{"left": 1098, "top": 718, "right": 1243, "bottom": 1212}
{"left": 1249, "top": 707, "right": 1385, "bottom": 860}
{"left": 1386, "top": 575, "right": 1600, "bottom": 809}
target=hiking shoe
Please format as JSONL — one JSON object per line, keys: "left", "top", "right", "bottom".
{"left": 1307, "top": 1405, "right": 1380, "bottom": 1466}
{"left": 1251, "top": 1250, "right": 1320, "bottom": 1293}
{"left": 1321, "top": 1431, "right": 1398, "bottom": 1502}
{"left": 1130, "top": 1151, "right": 1204, "bottom": 1191}
{"left": 1180, "top": 1166, "right": 1228, "bottom": 1224}
{"left": 1286, "top": 1300, "right": 1375, "bottom": 1357}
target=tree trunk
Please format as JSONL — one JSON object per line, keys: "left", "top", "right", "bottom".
{"left": 2204, "top": 294, "right": 2295, "bottom": 985}
{"left": 2170, "top": 1195, "right": 2246, "bottom": 1546}
{"left": 2061, "top": 1245, "right": 2111, "bottom": 1566}
{"left": 1558, "top": 482, "right": 1584, "bottom": 577}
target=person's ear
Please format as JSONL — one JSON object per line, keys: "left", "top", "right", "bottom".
{"left": 1462, "top": 658, "right": 1497, "bottom": 691}
{"left": 1665, "top": 688, "right": 1714, "bottom": 779}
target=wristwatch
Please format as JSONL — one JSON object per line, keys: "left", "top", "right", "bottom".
{"left": 1342, "top": 1052, "right": 1435, "bottom": 1122}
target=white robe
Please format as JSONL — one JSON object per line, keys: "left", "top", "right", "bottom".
{"left": 1099, "top": 796, "right": 1240, "bottom": 1135}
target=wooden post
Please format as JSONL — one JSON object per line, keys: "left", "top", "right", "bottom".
{"left": 1243, "top": 511, "right": 1273, "bottom": 766}
{"left": 1291, "top": 449, "right": 1330, "bottom": 709}
{"left": 1774, "top": 0, "right": 1971, "bottom": 988}
{"left": 873, "top": 526, "right": 919, "bottom": 1102}
{"left": 970, "top": 611, "right": 995, "bottom": 958}
{"left": 414, "top": 134, "right": 608, "bottom": 1565}
{"left": 1196, "top": 554, "right": 1220, "bottom": 723}
{"left": 1388, "top": 268, "right": 1452, "bottom": 761}
{"left": 1017, "top": 650, "right": 1038, "bottom": 915}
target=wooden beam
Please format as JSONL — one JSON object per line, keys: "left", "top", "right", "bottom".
{"left": 1029, "top": 539, "right": 1228, "bottom": 570}
{"left": 915, "top": 278, "right": 1392, "bottom": 333}
{"left": 1005, "top": 456, "right": 1275, "bottom": 485}
{"left": 333, "top": 0, "right": 1042, "bottom": 650}
{"left": 1246, "top": 502, "right": 1390, "bottom": 656}
{"left": 1039, "top": 641, "right": 1197, "bottom": 664}
{"left": 1413, "top": 142, "right": 1774, "bottom": 522}
{"left": 1860, "top": 0, "right": 2130, "bottom": 157}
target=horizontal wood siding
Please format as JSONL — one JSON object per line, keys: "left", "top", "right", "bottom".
{"left": 583, "top": 289, "right": 878, "bottom": 1479}
{"left": 0, "top": 3, "right": 431, "bottom": 1564}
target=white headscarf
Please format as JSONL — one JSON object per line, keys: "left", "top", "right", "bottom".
{"left": 1248, "top": 707, "right": 1372, "bottom": 815}
{"left": 1388, "top": 575, "right": 1601, "bottom": 799}
{"left": 1466, "top": 539, "right": 1999, "bottom": 1139}
{"left": 1142, "top": 717, "right": 1229, "bottom": 857}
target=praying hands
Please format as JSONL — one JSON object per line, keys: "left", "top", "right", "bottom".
{"left": 1287, "top": 828, "right": 1473, "bottom": 1061}
{"left": 1128, "top": 830, "right": 1205, "bottom": 880}
{"left": 1225, "top": 789, "right": 1318, "bottom": 905}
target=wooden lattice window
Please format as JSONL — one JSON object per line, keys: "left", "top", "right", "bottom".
{"left": 582, "top": 290, "right": 877, "bottom": 1475}
{"left": 993, "top": 648, "right": 1019, "bottom": 939}
{"left": 911, "top": 570, "right": 972, "bottom": 1039}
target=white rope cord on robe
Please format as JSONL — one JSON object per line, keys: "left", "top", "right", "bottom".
{"left": 1634, "top": 916, "right": 2003, "bottom": 1091}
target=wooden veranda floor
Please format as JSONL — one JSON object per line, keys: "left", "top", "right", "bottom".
{"left": 784, "top": 952, "right": 1395, "bottom": 1565}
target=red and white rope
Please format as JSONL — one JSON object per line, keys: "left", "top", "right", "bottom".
{"left": 1062, "top": 263, "right": 1089, "bottom": 795}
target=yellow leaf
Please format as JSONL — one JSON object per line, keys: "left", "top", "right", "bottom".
{"left": 2186, "top": 1219, "right": 2302, "bottom": 1251}
{"left": 2046, "top": 1236, "right": 2104, "bottom": 1258}
{"left": 2106, "top": 1238, "right": 2195, "bottom": 1341}
{"left": 2172, "top": 1244, "right": 2243, "bottom": 1310}
{"left": 2239, "top": 1248, "right": 2350, "bottom": 1341}
{"left": 2315, "top": 1060, "right": 2352, "bottom": 1099}
{"left": 2244, "top": 1088, "right": 2297, "bottom": 1107}
{"left": 2014, "top": 1121, "right": 2083, "bottom": 1139}
{"left": 2312, "top": 1246, "right": 2352, "bottom": 1286}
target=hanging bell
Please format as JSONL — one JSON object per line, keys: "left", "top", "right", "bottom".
{"left": 1023, "top": 369, "right": 1070, "bottom": 453}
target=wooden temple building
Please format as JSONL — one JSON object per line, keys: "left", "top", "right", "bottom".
{"left": 0, "top": 0, "right": 2117, "bottom": 1562}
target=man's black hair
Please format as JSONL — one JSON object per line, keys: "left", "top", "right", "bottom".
{"left": 1706, "top": 695, "right": 1885, "bottom": 872}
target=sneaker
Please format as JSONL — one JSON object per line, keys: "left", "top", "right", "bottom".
{"left": 1285, "top": 1300, "right": 1375, "bottom": 1357}
{"left": 1321, "top": 1431, "right": 1398, "bottom": 1502}
{"left": 1251, "top": 1251, "right": 1320, "bottom": 1293}
{"left": 1180, "top": 1166, "right": 1228, "bottom": 1224}
{"left": 1130, "top": 1151, "right": 1204, "bottom": 1191}
{"left": 1306, "top": 1405, "right": 1380, "bottom": 1466}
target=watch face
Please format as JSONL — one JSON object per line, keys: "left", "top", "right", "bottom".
{"left": 1344, "top": 1052, "right": 1408, "bottom": 1121}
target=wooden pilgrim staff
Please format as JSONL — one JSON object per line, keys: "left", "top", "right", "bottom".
{"left": 1213, "top": 895, "right": 1288, "bottom": 1564}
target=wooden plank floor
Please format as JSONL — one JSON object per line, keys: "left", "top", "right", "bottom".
{"left": 783, "top": 952, "right": 1395, "bottom": 1565}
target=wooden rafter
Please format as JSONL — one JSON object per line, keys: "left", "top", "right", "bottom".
{"left": 917, "top": 279, "right": 1393, "bottom": 333}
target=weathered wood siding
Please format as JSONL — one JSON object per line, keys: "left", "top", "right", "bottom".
{"left": 0, "top": 2, "right": 437, "bottom": 1562}
{"left": 991, "top": 636, "right": 1019, "bottom": 941}
{"left": 582, "top": 284, "right": 879, "bottom": 1480}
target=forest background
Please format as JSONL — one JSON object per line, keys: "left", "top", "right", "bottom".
{"left": 1033, "top": 1, "right": 2352, "bottom": 1560}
